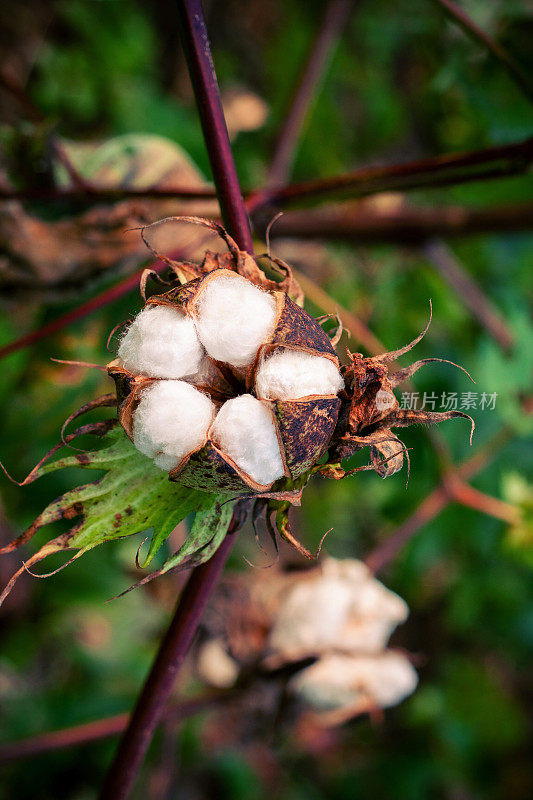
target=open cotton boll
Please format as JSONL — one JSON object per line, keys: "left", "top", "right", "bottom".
{"left": 118, "top": 305, "right": 204, "bottom": 379}
{"left": 266, "top": 558, "right": 409, "bottom": 662}
{"left": 193, "top": 273, "right": 277, "bottom": 367}
{"left": 255, "top": 349, "right": 344, "bottom": 400}
{"left": 268, "top": 576, "right": 355, "bottom": 660}
{"left": 290, "top": 652, "right": 418, "bottom": 713}
{"left": 133, "top": 380, "right": 215, "bottom": 470}
{"left": 210, "top": 394, "right": 284, "bottom": 486}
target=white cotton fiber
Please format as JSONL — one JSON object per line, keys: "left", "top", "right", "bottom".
{"left": 290, "top": 651, "right": 418, "bottom": 712}
{"left": 133, "top": 380, "right": 215, "bottom": 471}
{"left": 255, "top": 349, "right": 344, "bottom": 401}
{"left": 118, "top": 305, "right": 204, "bottom": 379}
{"left": 210, "top": 394, "right": 284, "bottom": 486}
{"left": 192, "top": 272, "right": 277, "bottom": 367}
{"left": 267, "top": 558, "right": 409, "bottom": 661}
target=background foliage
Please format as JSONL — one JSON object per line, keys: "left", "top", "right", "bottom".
{"left": 0, "top": 0, "right": 532, "bottom": 798}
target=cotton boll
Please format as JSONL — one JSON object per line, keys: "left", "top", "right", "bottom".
{"left": 193, "top": 272, "right": 277, "bottom": 367}
{"left": 133, "top": 380, "right": 215, "bottom": 470}
{"left": 118, "top": 305, "right": 204, "bottom": 379}
{"left": 290, "top": 652, "right": 418, "bottom": 714}
{"left": 197, "top": 638, "right": 239, "bottom": 689}
{"left": 267, "top": 558, "right": 410, "bottom": 662}
{"left": 268, "top": 577, "right": 355, "bottom": 660}
{"left": 255, "top": 349, "right": 344, "bottom": 401}
{"left": 210, "top": 394, "right": 284, "bottom": 486}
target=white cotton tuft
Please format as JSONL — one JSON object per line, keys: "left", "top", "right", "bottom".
{"left": 289, "top": 651, "right": 418, "bottom": 713}
{"left": 133, "top": 380, "right": 215, "bottom": 471}
{"left": 255, "top": 349, "right": 344, "bottom": 401}
{"left": 210, "top": 394, "right": 284, "bottom": 486}
{"left": 192, "top": 272, "right": 277, "bottom": 367}
{"left": 267, "top": 558, "right": 409, "bottom": 662}
{"left": 118, "top": 305, "right": 204, "bottom": 379}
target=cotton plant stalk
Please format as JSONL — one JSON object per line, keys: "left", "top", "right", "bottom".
{"left": 0, "top": 215, "right": 474, "bottom": 599}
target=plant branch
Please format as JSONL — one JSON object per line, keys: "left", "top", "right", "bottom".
{"left": 265, "top": 200, "right": 533, "bottom": 243}
{"left": 267, "top": 0, "right": 354, "bottom": 187}
{"left": 0, "top": 259, "right": 170, "bottom": 362}
{"left": 0, "top": 693, "right": 233, "bottom": 765}
{"left": 423, "top": 238, "right": 515, "bottom": 352}
{"left": 428, "top": 0, "right": 533, "bottom": 104}
{"left": 99, "top": 2, "right": 253, "bottom": 797}
{"left": 0, "top": 185, "right": 217, "bottom": 202}
{"left": 98, "top": 528, "right": 237, "bottom": 800}
{"left": 258, "top": 138, "right": 533, "bottom": 208}
{"left": 365, "top": 428, "right": 512, "bottom": 573}
{"left": 176, "top": 0, "right": 253, "bottom": 252}
{"left": 1, "top": 139, "right": 530, "bottom": 210}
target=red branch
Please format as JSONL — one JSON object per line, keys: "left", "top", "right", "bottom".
{"left": 365, "top": 429, "right": 511, "bottom": 574}
{"left": 267, "top": 0, "right": 354, "bottom": 187}
{"left": 98, "top": 1, "right": 254, "bottom": 798}
{"left": 428, "top": 0, "right": 533, "bottom": 104}
{"left": 262, "top": 138, "right": 533, "bottom": 207}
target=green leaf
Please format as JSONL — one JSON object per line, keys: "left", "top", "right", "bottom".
{"left": 0, "top": 426, "right": 223, "bottom": 605}
{"left": 120, "top": 497, "right": 235, "bottom": 597}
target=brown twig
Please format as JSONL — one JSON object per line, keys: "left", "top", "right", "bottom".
{"left": 1, "top": 139, "right": 531, "bottom": 209}
{"left": 265, "top": 200, "right": 533, "bottom": 243}
{"left": 99, "top": 531, "right": 237, "bottom": 800}
{"left": 0, "top": 185, "right": 217, "bottom": 202}
{"left": 0, "top": 692, "right": 232, "bottom": 765}
{"left": 428, "top": 0, "right": 533, "bottom": 104}
{"left": 423, "top": 238, "right": 515, "bottom": 352}
{"left": 0, "top": 263, "right": 165, "bottom": 362}
{"left": 261, "top": 138, "right": 533, "bottom": 208}
{"left": 365, "top": 428, "right": 512, "bottom": 573}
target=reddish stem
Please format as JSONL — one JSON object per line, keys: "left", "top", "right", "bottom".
{"left": 0, "top": 185, "right": 216, "bottom": 201}
{"left": 428, "top": 0, "right": 533, "bottom": 104}
{"left": 0, "top": 268, "right": 156, "bottom": 361}
{"left": 267, "top": 0, "right": 354, "bottom": 187}
{"left": 423, "top": 238, "right": 515, "bottom": 352}
{"left": 365, "top": 429, "right": 511, "bottom": 573}
{"left": 99, "top": 2, "right": 253, "bottom": 797}
{"left": 267, "top": 200, "right": 533, "bottom": 244}
{"left": 263, "top": 137, "right": 533, "bottom": 207}
{"left": 176, "top": 0, "right": 253, "bottom": 253}
{"left": 98, "top": 532, "right": 236, "bottom": 800}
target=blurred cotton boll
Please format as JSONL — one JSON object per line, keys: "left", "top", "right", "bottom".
{"left": 196, "top": 638, "right": 239, "bottom": 689}
{"left": 267, "top": 558, "right": 409, "bottom": 662}
{"left": 290, "top": 651, "right": 418, "bottom": 721}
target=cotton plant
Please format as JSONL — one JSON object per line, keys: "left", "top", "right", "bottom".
{"left": 0, "top": 216, "right": 474, "bottom": 602}
{"left": 195, "top": 558, "right": 418, "bottom": 725}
